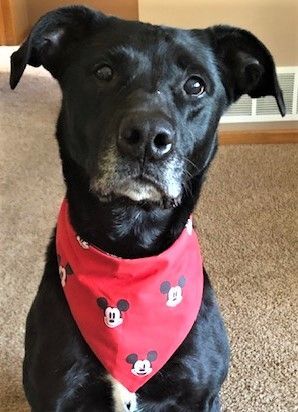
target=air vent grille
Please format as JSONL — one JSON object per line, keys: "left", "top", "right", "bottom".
{"left": 221, "top": 67, "right": 298, "bottom": 123}
{"left": 256, "top": 73, "right": 294, "bottom": 115}
{"left": 225, "top": 95, "right": 252, "bottom": 116}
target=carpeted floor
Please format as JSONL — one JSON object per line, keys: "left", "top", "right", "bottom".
{"left": 0, "top": 47, "right": 297, "bottom": 411}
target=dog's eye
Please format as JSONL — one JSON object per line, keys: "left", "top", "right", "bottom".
{"left": 94, "top": 65, "right": 113, "bottom": 81}
{"left": 184, "top": 76, "right": 206, "bottom": 96}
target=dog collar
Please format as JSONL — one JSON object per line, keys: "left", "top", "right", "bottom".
{"left": 56, "top": 199, "right": 204, "bottom": 392}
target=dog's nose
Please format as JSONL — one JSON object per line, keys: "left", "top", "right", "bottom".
{"left": 118, "top": 115, "right": 174, "bottom": 160}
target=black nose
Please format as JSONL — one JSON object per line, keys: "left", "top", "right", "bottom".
{"left": 118, "top": 115, "right": 174, "bottom": 160}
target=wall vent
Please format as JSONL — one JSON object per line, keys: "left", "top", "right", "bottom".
{"left": 220, "top": 67, "right": 298, "bottom": 123}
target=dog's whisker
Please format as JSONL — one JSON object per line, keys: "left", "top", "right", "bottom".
{"left": 183, "top": 156, "right": 199, "bottom": 174}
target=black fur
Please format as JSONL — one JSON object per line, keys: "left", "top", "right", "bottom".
{"left": 10, "top": 6, "right": 284, "bottom": 411}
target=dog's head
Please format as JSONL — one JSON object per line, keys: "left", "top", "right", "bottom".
{"left": 10, "top": 6, "right": 285, "bottom": 208}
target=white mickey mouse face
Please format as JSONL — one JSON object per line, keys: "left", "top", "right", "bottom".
{"left": 97, "top": 298, "right": 129, "bottom": 329}
{"left": 167, "top": 286, "right": 183, "bottom": 307}
{"left": 160, "top": 276, "right": 186, "bottom": 307}
{"left": 126, "top": 351, "right": 157, "bottom": 377}
{"left": 131, "top": 359, "right": 152, "bottom": 376}
{"left": 104, "top": 307, "right": 123, "bottom": 328}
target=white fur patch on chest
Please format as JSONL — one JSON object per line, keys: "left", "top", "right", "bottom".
{"left": 109, "top": 376, "right": 138, "bottom": 412}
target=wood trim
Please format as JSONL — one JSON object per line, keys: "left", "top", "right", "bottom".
{"left": 0, "top": 2, "right": 6, "bottom": 44}
{"left": 219, "top": 128, "right": 298, "bottom": 144}
{"left": 26, "top": 0, "right": 139, "bottom": 29}
{"left": 1, "top": 0, "right": 137, "bottom": 46}
{"left": 1, "top": 0, "right": 15, "bottom": 44}
{"left": 0, "top": 0, "right": 29, "bottom": 45}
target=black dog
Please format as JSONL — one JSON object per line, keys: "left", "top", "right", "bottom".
{"left": 10, "top": 6, "right": 285, "bottom": 411}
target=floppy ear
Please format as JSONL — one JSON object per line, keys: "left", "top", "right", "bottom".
{"left": 207, "top": 25, "right": 285, "bottom": 116}
{"left": 10, "top": 5, "right": 106, "bottom": 89}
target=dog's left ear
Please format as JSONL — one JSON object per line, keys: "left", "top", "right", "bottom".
{"left": 206, "top": 25, "right": 285, "bottom": 116}
{"left": 10, "top": 5, "right": 106, "bottom": 89}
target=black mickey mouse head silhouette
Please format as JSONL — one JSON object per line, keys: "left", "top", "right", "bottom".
{"left": 160, "top": 276, "right": 186, "bottom": 307}
{"left": 126, "top": 351, "right": 157, "bottom": 376}
{"left": 97, "top": 297, "right": 129, "bottom": 328}
{"left": 57, "top": 255, "right": 73, "bottom": 287}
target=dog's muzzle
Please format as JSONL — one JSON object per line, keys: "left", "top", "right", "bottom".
{"left": 91, "top": 113, "right": 184, "bottom": 206}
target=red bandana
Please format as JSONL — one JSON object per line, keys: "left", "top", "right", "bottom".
{"left": 56, "top": 199, "right": 204, "bottom": 392}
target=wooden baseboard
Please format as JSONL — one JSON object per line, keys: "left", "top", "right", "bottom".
{"left": 219, "top": 128, "right": 298, "bottom": 144}
{"left": 0, "top": 2, "right": 6, "bottom": 44}
{"left": 0, "top": 0, "right": 29, "bottom": 45}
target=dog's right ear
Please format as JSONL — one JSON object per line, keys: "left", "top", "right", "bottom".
{"left": 205, "top": 25, "right": 286, "bottom": 117}
{"left": 10, "top": 5, "right": 106, "bottom": 89}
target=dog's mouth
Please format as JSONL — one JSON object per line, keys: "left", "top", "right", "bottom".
{"left": 96, "top": 175, "right": 182, "bottom": 208}
{"left": 115, "top": 177, "right": 163, "bottom": 202}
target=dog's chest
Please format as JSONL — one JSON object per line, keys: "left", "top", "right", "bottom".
{"left": 109, "top": 376, "right": 138, "bottom": 412}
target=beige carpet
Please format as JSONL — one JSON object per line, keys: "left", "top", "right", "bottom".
{"left": 0, "top": 47, "right": 297, "bottom": 411}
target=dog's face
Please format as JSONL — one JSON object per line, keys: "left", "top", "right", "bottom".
{"left": 10, "top": 6, "right": 285, "bottom": 208}
{"left": 60, "top": 26, "right": 224, "bottom": 207}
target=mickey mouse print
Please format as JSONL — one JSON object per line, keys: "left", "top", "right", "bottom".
{"left": 56, "top": 199, "right": 204, "bottom": 392}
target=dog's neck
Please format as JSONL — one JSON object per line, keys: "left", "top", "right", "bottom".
{"left": 59, "top": 153, "right": 204, "bottom": 259}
